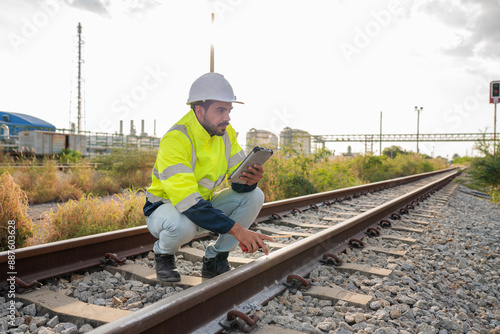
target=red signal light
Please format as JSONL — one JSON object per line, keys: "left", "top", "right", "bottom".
{"left": 491, "top": 81, "right": 500, "bottom": 103}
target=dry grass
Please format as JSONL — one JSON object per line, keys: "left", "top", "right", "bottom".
{"left": 0, "top": 172, "right": 35, "bottom": 250}
{"left": 13, "top": 160, "right": 60, "bottom": 204}
{"left": 10, "top": 160, "right": 126, "bottom": 205}
{"left": 3, "top": 150, "right": 451, "bottom": 246}
{"left": 47, "top": 189, "right": 146, "bottom": 242}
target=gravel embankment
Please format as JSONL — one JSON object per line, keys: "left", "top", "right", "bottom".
{"left": 2, "top": 183, "right": 499, "bottom": 333}
{"left": 254, "top": 184, "right": 500, "bottom": 334}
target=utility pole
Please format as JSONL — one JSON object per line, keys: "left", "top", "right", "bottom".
{"left": 490, "top": 81, "right": 499, "bottom": 155}
{"left": 77, "top": 22, "right": 83, "bottom": 133}
{"left": 379, "top": 111, "right": 382, "bottom": 156}
{"left": 494, "top": 102, "right": 497, "bottom": 155}
{"left": 415, "top": 106, "right": 423, "bottom": 154}
{"left": 210, "top": 13, "right": 215, "bottom": 73}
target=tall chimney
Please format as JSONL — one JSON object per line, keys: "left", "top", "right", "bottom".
{"left": 130, "top": 120, "right": 136, "bottom": 136}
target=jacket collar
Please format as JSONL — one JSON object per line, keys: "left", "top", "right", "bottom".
{"left": 188, "top": 109, "right": 213, "bottom": 143}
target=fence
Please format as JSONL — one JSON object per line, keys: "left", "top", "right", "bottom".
{"left": 1, "top": 127, "right": 161, "bottom": 157}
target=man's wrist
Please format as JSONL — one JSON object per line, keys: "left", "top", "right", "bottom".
{"left": 228, "top": 222, "right": 243, "bottom": 238}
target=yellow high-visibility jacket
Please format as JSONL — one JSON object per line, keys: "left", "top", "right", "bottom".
{"left": 145, "top": 110, "right": 246, "bottom": 217}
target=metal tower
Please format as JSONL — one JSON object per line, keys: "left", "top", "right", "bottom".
{"left": 76, "top": 22, "right": 83, "bottom": 133}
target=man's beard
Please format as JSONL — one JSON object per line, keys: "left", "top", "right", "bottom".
{"left": 202, "top": 115, "right": 229, "bottom": 136}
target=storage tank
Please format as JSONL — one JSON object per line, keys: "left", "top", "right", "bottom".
{"left": 245, "top": 128, "right": 278, "bottom": 154}
{"left": 279, "top": 127, "right": 311, "bottom": 154}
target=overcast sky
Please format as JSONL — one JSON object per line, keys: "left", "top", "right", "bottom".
{"left": 1, "top": 0, "right": 499, "bottom": 158}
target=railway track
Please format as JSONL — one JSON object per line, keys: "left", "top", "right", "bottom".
{"left": 1, "top": 168, "right": 461, "bottom": 333}
{"left": 0, "top": 163, "right": 101, "bottom": 170}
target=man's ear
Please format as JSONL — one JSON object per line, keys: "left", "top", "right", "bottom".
{"left": 194, "top": 105, "right": 204, "bottom": 119}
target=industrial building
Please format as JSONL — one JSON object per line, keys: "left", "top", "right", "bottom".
{"left": 0, "top": 111, "right": 88, "bottom": 155}
{"left": 1, "top": 112, "right": 161, "bottom": 156}
{"left": 279, "top": 127, "right": 311, "bottom": 154}
{"left": 0, "top": 111, "right": 60, "bottom": 154}
{"left": 244, "top": 127, "right": 312, "bottom": 155}
{"left": 0, "top": 111, "right": 55, "bottom": 136}
{"left": 245, "top": 128, "right": 278, "bottom": 153}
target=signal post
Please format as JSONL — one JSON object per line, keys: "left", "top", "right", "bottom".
{"left": 491, "top": 81, "right": 500, "bottom": 155}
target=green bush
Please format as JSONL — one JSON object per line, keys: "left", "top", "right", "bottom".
{"left": 464, "top": 135, "right": 500, "bottom": 203}
{"left": 259, "top": 152, "right": 328, "bottom": 201}
{"left": 352, "top": 155, "right": 389, "bottom": 182}
{"left": 387, "top": 154, "right": 420, "bottom": 177}
{"left": 258, "top": 151, "right": 447, "bottom": 202}
{"left": 469, "top": 155, "right": 500, "bottom": 191}
{"left": 57, "top": 149, "right": 83, "bottom": 163}
{"left": 383, "top": 145, "right": 407, "bottom": 158}
{"left": 310, "top": 162, "right": 361, "bottom": 192}
{"left": 280, "top": 175, "right": 317, "bottom": 198}
{"left": 452, "top": 156, "right": 474, "bottom": 166}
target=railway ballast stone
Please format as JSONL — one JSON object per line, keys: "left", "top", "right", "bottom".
{"left": 3, "top": 182, "right": 500, "bottom": 333}
{"left": 255, "top": 184, "right": 500, "bottom": 333}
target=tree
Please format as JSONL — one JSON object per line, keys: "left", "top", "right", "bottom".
{"left": 469, "top": 154, "right": 500, "bottom": 192}
{"left": 383, "top": 146, "right": 406, "bottom": 159}
{"left": 312, "top": 147, "right": 334, "bottom": 162}
{"left": 469, "top": 133, "right": 500, "bottom": 192}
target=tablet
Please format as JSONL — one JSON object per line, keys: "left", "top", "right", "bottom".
{"left": 228, "top": 146, "right": 273, "bottom": 184}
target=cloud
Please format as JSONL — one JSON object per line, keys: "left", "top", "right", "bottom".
{"left": 63, "top": 0, "right": 160, "bottom": 17}
{"left": 420, "top": 0, "right": 500, "bottom": 59}
{"left": 64, "top": 0, "right": 111, "bottom": 16}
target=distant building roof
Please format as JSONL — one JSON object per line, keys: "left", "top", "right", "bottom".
{"left": 0, "top": 111, "right": 55, "bottom": 130}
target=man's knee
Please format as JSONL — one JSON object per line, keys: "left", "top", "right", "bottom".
{"left": 156, "top": 217, "right": 197, "bottom": 253}
{"left": 163, "top": 216, "right": 197, "bottom": 240}
{"left": 177, "top": 221, "right": 197, "bottom": 238}
{"left": 249, "top": 187, "right": 265, "bottom": 207}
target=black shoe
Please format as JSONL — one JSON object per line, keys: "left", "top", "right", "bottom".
{"left": 201, "top": 252, "right": 232, "bottom": 278}
{"left": 154, "top": 253, "right": 181, "bottom": 282}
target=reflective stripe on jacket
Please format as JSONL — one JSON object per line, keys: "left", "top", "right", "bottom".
{"left": 146, "top": 110, "right": 245, "bottom": 212}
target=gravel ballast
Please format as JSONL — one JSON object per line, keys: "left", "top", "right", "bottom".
{"left": 2, "top": 183, "right": 499, "bottom": 333}
{"left": 254, "top": 184, "right": 500, "bottom": 334}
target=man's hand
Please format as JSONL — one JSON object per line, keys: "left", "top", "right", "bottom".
{"left": 228, "top": 222, "right": 274, "bottom": 255}
{"left": 240, "top": 163, "right": 264, "bottom": 186}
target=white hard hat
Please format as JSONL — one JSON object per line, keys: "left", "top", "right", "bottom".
{"left": 187, "top": 72, "right": 243, "bottom": 104}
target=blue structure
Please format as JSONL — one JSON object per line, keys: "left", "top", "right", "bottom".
{"left": 0, "top": 111, "right": 56, "bottom": 136}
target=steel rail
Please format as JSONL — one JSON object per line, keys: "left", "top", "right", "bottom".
{"left": 91, "top": 169, "right": 458, "bottom": 334}
{"left": 0, "top": 168, "right": 455, "bottom": 286}
{"left": 0, "top": 163, "right": 102, "bottom": 169}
